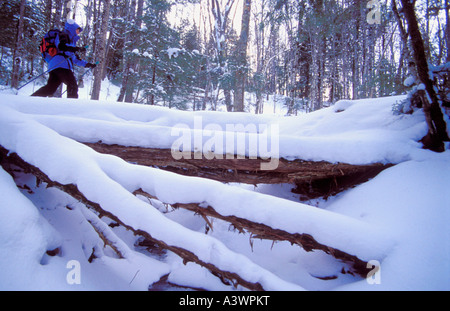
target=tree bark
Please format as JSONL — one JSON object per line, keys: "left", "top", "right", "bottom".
{"left": 124, "top": 0, "right": 144, "bottom": 103}
{"left": 117, "top": 0, "right": 136, "bottom": 102}
{"left": 210, "top": 0, "right": 235, "bottom": 111}
{"left": 400, "top": 0, "right": 450, "bottom": 151}
{"left": 233, "top": 0, "right": 251, "bottom": 112}
{"left": 91, "top": 0, "right": 111, "bottom": 100}
{"left": 0, "top": 145, "right": 376, "bottom": 279}
{"left": 446, "top": 0, "right": 450, "bottom": 63}
{"left": 11, "top": 0, "right": 26, "bottom": 89}
{"left": 52, "top": 0, "right": 63, "bottom": 29}
{"left": 133, "top": 188, "right": 373, "bottom": 277}
{"left": 0, "top": 146, "right": 264, "bottom": 291}
{"left": 83, "top": 142, "right": 391, "bottom": 200}
{"left": 392, "top": 0, "right": 416, "bottom": 83}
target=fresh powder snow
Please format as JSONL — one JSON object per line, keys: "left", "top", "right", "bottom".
{"left": 0, "top": 89, "right": 449, "bottom": 291}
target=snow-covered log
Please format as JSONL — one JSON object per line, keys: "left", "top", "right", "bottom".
{"left": 0, "top": 146, "right": 285, "bottom": 291}
{"left": 133, "top": 188, "right": 374, "bottom": 277}
{"left": 0, "top": 106, "right": 304, "bottom": 290}
{"left": 0, "top": 102, "right": 395, "bottom": 290}
{"left": 84, "top": 142, "right": 391, "bottom": 199}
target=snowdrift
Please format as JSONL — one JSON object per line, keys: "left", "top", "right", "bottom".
{"left": 0, "top": 93, "right": 449, "bottom": 291}
{"left": 3, "top": 94, "right": 427, "bottom": 164}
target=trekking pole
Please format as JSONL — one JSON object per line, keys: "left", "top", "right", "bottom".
{"left": 16, "top": 57, "right": 69, "bottom": 92}
{"left": 16, "top": 69, "right": 50, "bottom": 91}
{"left": 61, "top": 61, "right": 99, "bottom": 96}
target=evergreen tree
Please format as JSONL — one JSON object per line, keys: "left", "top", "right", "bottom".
{"left": 0, "top": 0, "right": 45, "bottom": 86}
{"left": 0, "top": 0, "right": 447, "bottom": 118}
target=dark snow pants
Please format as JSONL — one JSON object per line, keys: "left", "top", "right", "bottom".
{"left": 31, "top": 68, "right": 79, "bottom": 98}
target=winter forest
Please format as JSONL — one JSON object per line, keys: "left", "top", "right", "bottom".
{"left": 0, "top": 0, "right": 450, "bottom": 294}
{"left": 2, "top": 0, "right": 448, "bottom": 112}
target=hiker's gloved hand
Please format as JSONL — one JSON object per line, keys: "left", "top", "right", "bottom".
{"left": 85, "top": 63, "right": 97, "bottom": 69}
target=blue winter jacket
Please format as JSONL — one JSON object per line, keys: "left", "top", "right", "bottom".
{"left": 46, "top": 21, "right": 87, "bottom": 72}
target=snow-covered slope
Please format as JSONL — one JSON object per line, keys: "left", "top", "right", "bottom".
{"left": 0, "top": 93, "right": 449, "bottom": 291}
{"left": 3, "top": 94, "right": 428, "bottom": 164}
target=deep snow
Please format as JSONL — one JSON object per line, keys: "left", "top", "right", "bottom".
{"left": 0, "top": 88, "right": 449, "bottom": 291}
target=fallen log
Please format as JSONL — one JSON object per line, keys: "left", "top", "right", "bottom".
{"left": 133, "top": 188, "right": 371, "bottom": 277}
{"left": 2, "top": 143, "right": 382, "bottom": 285}
{"left": 0, "top": 103, "right": 395, "bottom": 290}
{"left": 0, "top": 146, "right": 264, "bottom": 290}
{"left": 84, "top": 142, "right": 391, "bottom": 199}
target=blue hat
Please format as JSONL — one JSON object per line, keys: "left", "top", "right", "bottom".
{"left": 65, "top": 19, "right": 83, "bottom": 34}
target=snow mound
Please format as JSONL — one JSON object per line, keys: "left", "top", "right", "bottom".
{"left": 3, "top": 94, "right": 428, "bottom": 165}
{"left": 0, "top": 94, "right": 449, "bottom": 291}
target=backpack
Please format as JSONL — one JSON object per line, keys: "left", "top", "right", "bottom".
{"left": 39, "top": 29, "right": 63, "bottom": 59}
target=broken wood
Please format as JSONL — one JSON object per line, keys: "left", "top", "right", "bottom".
{"left": 0, "top": 146, "right": 264, "bottom": 291}
{"left": 79, "top": 205, "right": 128, "bottom": 260}
{"left": 133, "top": 188, "right": 372, "bottom": 278}
{"left": 84, "top": 142, "right": 391, "bottom": 200}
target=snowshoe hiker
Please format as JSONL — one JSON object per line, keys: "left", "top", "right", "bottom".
{"left": 31, "top": 19, "right": 96, "bottom": 99}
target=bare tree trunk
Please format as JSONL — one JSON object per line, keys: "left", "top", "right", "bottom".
{"left": 117, "top": 0, "right": 135, "bottom": 102}
{"left": 91, "top": 0, "right": 111, "bottom": 100}
{"left": 233, "top": 0, "right": 251, "bottom": 112}
{"left": 11, "top": 0, "right": 26, "bottom": 89}
{"left": 392, "top": 0, "right": 416, "bottom": 82}
{"left": 310, "top": 36, "right": 320, "bottom": 110}
{"left": 446, "top": 0, "right": 450, "bottom": 63}
{"left": 124, "top": 0, "right": 144, "bottom": 103}
{"left": 82, "top": 0, "right": 93, "bottom": 52}
{"left": 400, "top": 0, "right": 450, "bottom": 151}
{"left": 52, "top": 0, "right": 63, "bottom": 28}
{"left": 351, "top": 12, "right": 360, "bottom": 100}
{"left": 210, "top": 0, "right": 235, "bottom": 111}
{"left": 63, "top": 0, "right": 72, "bottom": 21}
{"left": 44, "top": 0, "right": 52, "bottom": 27}
{"left": 253, "top": 1, "right": 265, "bottom": 114}
{"left": 149, "top": 65, "right": 156, "bottom": 105}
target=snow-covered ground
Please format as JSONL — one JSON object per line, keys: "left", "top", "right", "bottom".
{"left": 0, "top": 85, "right": 449, "bottom": 291}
